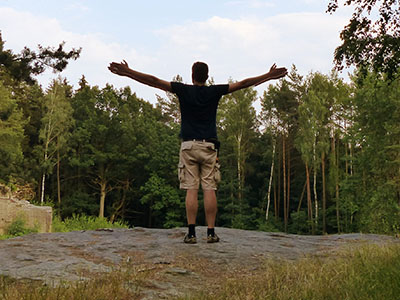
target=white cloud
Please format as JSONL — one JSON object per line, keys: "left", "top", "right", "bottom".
{"left": 0, "top": 7, "right": 157, "bottom": 101}
{"left": 0, "top": 6, "right": 351, "bottom": 106}
{"left": 156, "top": 12, "right": 348, "bottom": 85}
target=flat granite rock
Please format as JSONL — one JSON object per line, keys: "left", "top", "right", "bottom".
{"left": 0, "top": 227, "right": 397, "bottom": 299}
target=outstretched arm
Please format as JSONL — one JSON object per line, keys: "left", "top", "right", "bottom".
{"left": 108, "top": 60, "right": 172, "bottom": 92}
{"left": 228, "top": 64, "right": 287, "bottom": 93}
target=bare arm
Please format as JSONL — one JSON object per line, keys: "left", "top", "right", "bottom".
{"left": 228, "top": 64, "right": 288, "bottom": 93}
{"left": 108, "top": 60, "right": 172, "bottom": 92}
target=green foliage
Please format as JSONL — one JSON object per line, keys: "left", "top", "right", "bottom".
{"left": 357, "top": 187, "right": 400, "bottom": 234}
{"left": 37, "top": 78, "right": 74, "bottom": 203}
{"left": 345, "top": 72, "right": 400, "bottom": 234}
{"left": 0, "top": 32, "right": 81, "bottom": 84}
{"left": 3, "top": 37, "right": 400, "bottom": 236}
{"left": 59, "top": 191, "right": 98, "bottom": 217}
{"left": 4, "top": 216, "right": 38, "bottom": 238}
{"left": 52, "top": 214, "right": 128, "bottom": 232}
{"left": 257, "top": 216, "right": 282, "bottom": 232}
{"left": 288, "top": 210, "right": 310, "bottom": 234}
{"left": 0, "top": 81, "right": 25, "bottom": 182}
{"left": 217, "top": 85, "right": 259, "bottom": 227}
{"left": 327, "top": 0, "right": 400, "bottom": 78}
{"left": 140, "top": 173, "right": 185, "bottom": 228}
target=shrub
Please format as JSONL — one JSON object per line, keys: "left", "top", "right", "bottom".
{"left": 52, "top": 214, "right": 128, "bottom": 232}
{"left": 5, "top": 216, "right": 38, "bottom": 237}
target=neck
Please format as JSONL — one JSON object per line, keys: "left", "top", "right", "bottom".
{"left": 193, "top": 80, "right": 206, "bottom": 86}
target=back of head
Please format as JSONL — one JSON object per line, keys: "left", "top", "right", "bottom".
{"left": 192, "top": 62, "right": 209, "bottom": 84}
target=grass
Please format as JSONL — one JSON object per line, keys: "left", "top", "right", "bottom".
{"left": 178, "top": 243, "right": 400, "bottom": 300}
{"left": 0, "top": 243, "right": 399, "bottom": 300}
{"left": 0, "top": 263, "right": 149, "bottom": 300}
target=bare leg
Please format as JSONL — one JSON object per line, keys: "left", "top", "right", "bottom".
{"left": 185, "top": 189, "right": 198, "bottom": 225}
{"left": 203, "top": 189, "right": 217, "bottom": 228}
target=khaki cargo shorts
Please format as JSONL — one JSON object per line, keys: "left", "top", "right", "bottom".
{"left": 178, "top": 141, "right": 221, "bottom": 190}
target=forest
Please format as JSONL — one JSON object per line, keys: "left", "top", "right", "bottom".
{"left": 1, "top": 0, "right": 400, "bottom": 235}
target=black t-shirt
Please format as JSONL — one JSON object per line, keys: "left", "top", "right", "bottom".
{"left": 171, "top": 82, "right": 229, "bottom": 140}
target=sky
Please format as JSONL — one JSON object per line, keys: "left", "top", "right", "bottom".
{"left": 0, "top": 0, "right": 353, "bottom": 106}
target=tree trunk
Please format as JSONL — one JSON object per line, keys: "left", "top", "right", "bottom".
{"left": 297, "top": 180, "right": 307, "bottom": 213}
{"left": 283, "top": 137, "right": 287, "bottom": 232}
{"left": 286, "top": 142, "right": 291, "bottom": 227}
{"left": 41, "top": 95, "right": 54, "bottom": 204}
{"left": 345, "top": 140, "right": 349, "bottom": 175}
{"left": 305, "top": 162, "right": 314, "bottom": 234}
{"left": 278, "top": 137, "right": 281, "bottom": 218}
{"left": 313, "top": 137, "right": 318, "bottom": 229}
{"left": 332, "top": 135, "right": 340, "bottom": 233}
{"left": 40, "top": 142, "right": 49, "bottom": 204}
{"left": 266, "top": 140, "right": 276, "bottom": 221}
{"left": 237, "top": 133, "right": 243, "bottom": 212}
{"left": 350, "top": 142, "right": 354, "bottom": 175}
{"left": 110, "top": 179, "right": 130, "bottom": 223}
{"left": 148, "top": 199, "right": 153, "bottom": 227}
{"left": 57, "top": 139, "right": 61, "bottom": 207}
{"left": 398, "top": 166, "right": 400, "bottom": 206}
{"left": 274, "top": 168, "right": 278, "bottom": 221}
{"left": 322, "top": 152, "right": 327, "bottom": 234}
{"left": 99, "top": 179, "right": 107, "bottom": 218}
{"left": 40, "top": 173, "right": 46, "bottom": 204}
{"left": 230, "top": 187, "right": 235, "bottom": 224}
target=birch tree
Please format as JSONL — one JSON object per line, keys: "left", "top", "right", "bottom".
{"left": 39, "top": 78, "right": 73, "bottom": 204}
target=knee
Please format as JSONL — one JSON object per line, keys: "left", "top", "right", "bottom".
{"left": 203, "top": 189, "right": 216, "bottom": 201}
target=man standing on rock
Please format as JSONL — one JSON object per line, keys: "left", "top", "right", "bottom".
{"left": 109, "top": 60, "right": 287, "bottom": 244}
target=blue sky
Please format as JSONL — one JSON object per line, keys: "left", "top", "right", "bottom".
{"left": 0, "top": 0, "right": 352, "bottom": 105}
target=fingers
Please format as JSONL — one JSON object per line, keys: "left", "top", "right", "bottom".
{"left": 268, "top": 66, "right": 288, "bottom": 80}
{"left": 108, "top": 63, "right": 124, "bottom": 75}
{"left": 108, "top": 63, "right": 115, "bottom": 73}
{"left": 269, "top": 66, "right": 287, "bottom": 75}
{"left": 108, "top": 60, "right": 130, "bottom": 75}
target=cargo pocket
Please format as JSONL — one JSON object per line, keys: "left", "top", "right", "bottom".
{"left": 214, "top": 163, "right": 221, "bottom": 184}
{"left": 178, "top": 162, "right": 186, "bottom": 183}
{"left": 181, "top": 141, "right": 193, "bottom": 151}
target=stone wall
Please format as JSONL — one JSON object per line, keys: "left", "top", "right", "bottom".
{"left": 0, "top": 197, "right": 52, "bottom": 235}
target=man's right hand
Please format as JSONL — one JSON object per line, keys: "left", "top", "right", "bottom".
{"left": 108, "top": 60, "right": 172, "bottom": 92}
{"left": 108, "top": 60, "right": 130, "bottom": 76}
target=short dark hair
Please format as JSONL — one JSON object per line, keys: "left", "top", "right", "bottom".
{"left": 192, "top": 62, "right": 209, "bottom": 83}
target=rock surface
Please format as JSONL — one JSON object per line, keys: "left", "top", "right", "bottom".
{"left": 0, "top": 227, "right": 397, "bottom": 299}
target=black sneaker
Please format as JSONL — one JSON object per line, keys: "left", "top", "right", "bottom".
{"left": 207, "top": 233, "right": 220, "bottom": 243}
{"left": 184, "top": 234, "right": 197, "bottom": 244}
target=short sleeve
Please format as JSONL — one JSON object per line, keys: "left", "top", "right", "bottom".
{"left": 214, "top": 84, "right": 229, "bottom": 96}
{"left": 171, "top": 82, "right": 185, "bottom": 96}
